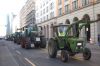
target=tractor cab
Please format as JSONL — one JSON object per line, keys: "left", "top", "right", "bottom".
{"left": 13, "top": 31, "right": 22, "bottom": 44}
{"left": 53, "top": 24, "right": 70, "bottom": 37}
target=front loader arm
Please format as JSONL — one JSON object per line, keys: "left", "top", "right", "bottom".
{"left": 65, "top": 19, "right": 100, "bottom": 37}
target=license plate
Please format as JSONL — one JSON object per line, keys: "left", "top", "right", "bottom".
{"left": 36, "top": 37, "right": 40, "bottom": 41}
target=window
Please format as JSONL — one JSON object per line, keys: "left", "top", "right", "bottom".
{"left": 43, "top": 3, "right": 45, "bottom": 6}
{"left": 58, "top": 8, "right": 62, "bottom": 16}
{"left": 65, "top": 4, "right": 70, "bottom": 14}
{"left": 47, "top": 15, "right": 48, "bottom": 20}
{"left": 65, "top": 0, "right": 68, "bottom": 2}
{"left": 52, "top": 12, "right": 54, "bottom": 17}
{"left": 41, "top": 11, "right": 42, "bottom": 16}
{"left": 41, "top": 18, "right": 42, "bottom": 22}
{"left": 50, "top": 12, "right": 52, "bottom": 18}
{"left": 37, "top": 13, "right": 38, "bottom": 17}
{"left": 40, "top": 4, "right": 42, "bottom": 8}
{"left": 82, "top": 0, "right": 89, "bottom": 6}
{"left": 46, "top": 6, "right": 48, "bottom": 12}
{"left": 58, "top": 0, "right": 62, "bottom": 5}
{"left": 43, "top": 9, "right": 45, "bottom": 14}
{"left": 46, "top": 1, "right": 48, "bottom": 4}
{"left": 50, "top": 2, "right": 54, "bottom": 10}
{"left": 72, "top": 0, "right": 78, "bottom": 10}
{"left": 44, "top": 16, "right": 45, "bottom": 21}
{"left": 50, "top": 12, "right": 54, "bottom": 18}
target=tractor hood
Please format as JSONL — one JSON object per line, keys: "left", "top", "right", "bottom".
{"left": 68, "top": 38, "right": 84, "bottom": 43}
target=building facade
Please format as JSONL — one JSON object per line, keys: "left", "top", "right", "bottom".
{"left": 36, "top": 0, "right": 100, "bottom": 43}
{"left": 36, "top": 0, "right": 57, "bottom": 23}
{"left": 20, "top": 0, "right": 35, "bottom": 29}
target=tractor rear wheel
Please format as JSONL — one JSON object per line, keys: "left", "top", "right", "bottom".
{"left": 83, "top": 48, "right": 91, "bottom": 60}
{"left": 48, "top": 39, "right": 57, "bottom": 58}
{"left": 25, "top": 38, "right": 31, "bottom": 49}
{"left": 40, "top": 37, "right": 46, "bottom": 48}
{"left": 61, "top": 50, "right": 69, "bottom": 62}
{"left": 21, "top": 42, "right": 25, "bottom": 48}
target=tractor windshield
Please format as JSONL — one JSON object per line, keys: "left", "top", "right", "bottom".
{"left": 58, "top": 26, "right": 68, "bottom": 36}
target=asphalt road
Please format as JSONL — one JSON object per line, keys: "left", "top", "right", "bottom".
{"left": 0, "top": 40, "right": 100, "bottom": 66}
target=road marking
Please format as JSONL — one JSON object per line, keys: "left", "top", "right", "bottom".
{"left": 24, "top": 58, "right": 36, "bottom": 66}
{"left": 16, "top": 50, "right": 21, "bottom": 55}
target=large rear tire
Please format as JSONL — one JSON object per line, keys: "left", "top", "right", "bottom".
{"left": 40, "top": 36, "right": 46, "bottom": 48}
{"left": 83, "top": 48, "right": 91, "bottom": 60}
{"left": 25, "top": 38, "right": 31, "bottom": 49}
{"left": 48, "top": 39, "right": 57, "bottom": 58}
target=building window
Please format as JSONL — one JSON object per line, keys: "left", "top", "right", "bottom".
{"left": 43, "top": 9, "right": 45, "bottom": 14}
{"left": 41, "top": 11, "right": 42, "bottom": 16}
{"left": 65, "top": 4, "right": 70, "bottom": 14}
{"left": 50, "top": 12, "right": 54, "bottom": 18}
{"left": 47, "top": 15, "right": 48, "bottom": 20}
{"left": 58, "top": 0, "right": 62, "bottom": 5}
{"left": 50, "top": 2, "right": 54, "bottom": 10}
{"left": 46, "top": 6, "right": 48, "bottom": 12}
{"left": 43, "top": 2, "right": 45, "bottom": 6}
{"left": 58, "top": 8, "right": 62, "bottom": 16}
{"left": 44, "top": 16, "right": 45, "bottom": 21}
{"left": 65, "top": 0, "right": 68, "bottom": 2}
{"left": 40, "top": 4, "right": 42, "bottom": 8}
{"left": 37, "top": 13, "right": 38, "bottom": 17}
{"left": 52, "top": 12, "right": 54, "bottom": 17}
{"left": 46, "top": 1, "right": 48, "bottom": 4}
{"left": 41, "top": 18, "right": 42, "bottom": 22}
{"left": 82, "top": 0, "right": 89, "bottom": 6}
{"left": 72, "top": 0, "right": 78, "bottom": 10}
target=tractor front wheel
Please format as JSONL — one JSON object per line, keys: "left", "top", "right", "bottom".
{"left": 48, "top": 39, "right": 57, "bottom": 58}
{"left": 61, "top": 50, "right": 69, "bottom": 62}
{"left": 83, "top": 48, "right": 91, "bottom": 60}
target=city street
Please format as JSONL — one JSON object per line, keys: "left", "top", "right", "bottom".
{"left": 0, "top": 40, "right": 100, "bottom": 66}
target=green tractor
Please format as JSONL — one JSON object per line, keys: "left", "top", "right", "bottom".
{"left": 20, "top": 25, "right": 46, "bottom": 49}
{"left": 13, "top": 32, "right": 22, "bottom": 44}
{"left": 48, "top": 19, "right": 99, "bottom": 62}
{"left": 6, "top": 34, "right": 14, "bottom": 41}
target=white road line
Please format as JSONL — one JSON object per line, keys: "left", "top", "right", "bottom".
{"left": 16, "top": 50, "right": 21, "bottom": 55}
{"left": 24, "top": 58, "right": 36, "bottom": 66}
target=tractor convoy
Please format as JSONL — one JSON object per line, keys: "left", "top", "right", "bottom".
{"left": 6, "top": 24, "right": 46, "bottom": 49}
{"left": 5, "top": 19, "right": 100, "bottom": 63}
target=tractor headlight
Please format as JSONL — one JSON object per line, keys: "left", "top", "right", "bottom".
{"left": 77, "top": 43, "right": 82, "bottom": 46}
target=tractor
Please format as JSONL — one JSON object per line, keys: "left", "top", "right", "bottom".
{"left": 13, "top": 32, "right": 22, "bottom": 44}
{"left": 48, "top": 19, "right": 99, "bottom": 62}
{"left": 20, "top": 24, "right": 46, "bottom": 49}
{"left": 6, "top": 34, "right": 14, "bottom": 41}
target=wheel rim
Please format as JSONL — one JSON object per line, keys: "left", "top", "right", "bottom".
{"left": 48, "top": 42, "right": 53, "bottom": 55}
{"left": 61, "top": 53, "right": 65, "bottom": 61}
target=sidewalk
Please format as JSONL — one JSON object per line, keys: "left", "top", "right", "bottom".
{"left": 0, "top": 43, "right": 19, "bottom": 66}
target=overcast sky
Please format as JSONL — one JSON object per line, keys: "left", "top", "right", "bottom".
{"left": 0, "top": 0, "right": 27, "bottom": 36}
